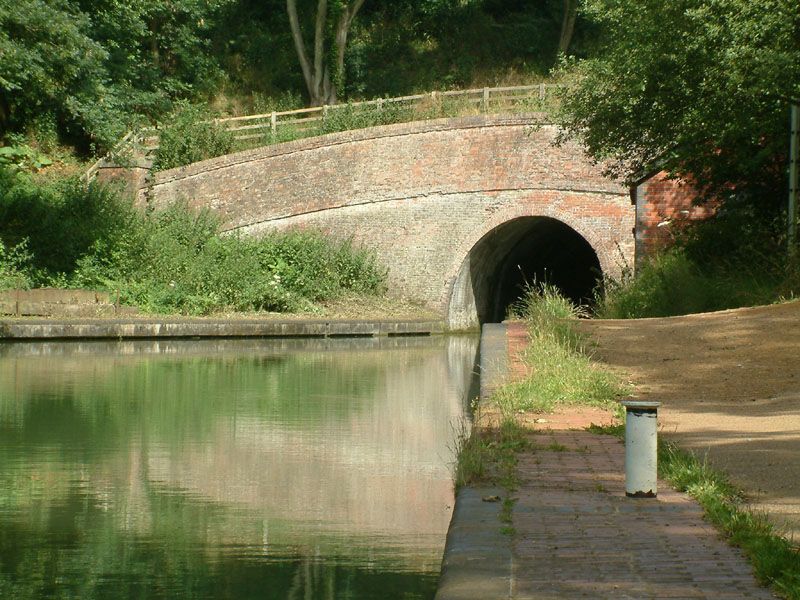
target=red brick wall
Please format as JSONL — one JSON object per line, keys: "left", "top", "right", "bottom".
{"left": 633, "top": 172, "right": 713, "bottom": 268}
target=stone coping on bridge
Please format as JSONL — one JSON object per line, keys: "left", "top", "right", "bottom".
{"left": 151, "top": 113, "right": 562, "bottom": 184}
{"left": 0, "top": 317, "right": 445, "bottom": 340}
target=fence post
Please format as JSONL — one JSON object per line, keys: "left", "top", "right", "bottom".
{"left": 322, "top": 105, "right": 329, "bottom": 125}
{"left": 482, "top": 87, "right": 490, "bottom": 113}
{"left": 271, "top": 112, "right": 277, "bottom": 137}
{"left": 539, "top": 83, "right": 546, "bottom": 105}
{"left": 377, "top": 98, "right": 384, "bottom": 113}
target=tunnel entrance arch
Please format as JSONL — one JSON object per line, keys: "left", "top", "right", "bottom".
{"left": 447, "top": 216, "right": 603, "bottom": 329}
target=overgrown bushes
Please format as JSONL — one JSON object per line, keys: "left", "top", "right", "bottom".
{"left": 153, "top": 103, "right": 235, "bottom": 171}
{"left": 0, "top": 169, "right": 386, "bottom": 314}
{"left": 598, "top": 205, "right": 796, "bottom": 319}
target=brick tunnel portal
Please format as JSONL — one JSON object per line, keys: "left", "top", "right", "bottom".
{"left": 448, "top": 217, "right": 602, "bottom": 327}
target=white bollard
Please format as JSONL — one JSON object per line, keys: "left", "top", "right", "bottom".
{"left": 622, "top": 400, "right": 661, "bottom": 498}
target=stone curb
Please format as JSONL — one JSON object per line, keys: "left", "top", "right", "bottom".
{"left": 436, "top": 322, "right": 510, "bottom": 599}
{"left": 0, "top": 318, "right": 445, "bottom": 340}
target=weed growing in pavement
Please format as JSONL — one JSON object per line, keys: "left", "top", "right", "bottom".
{"left": 545, "top": 441, "right": 568, "bottom": 452}
{"left": 453, "top": 417, "right": 529, "bottom": 491}
{"left": 451, "top": 417, "right": 527, "bottom": 536}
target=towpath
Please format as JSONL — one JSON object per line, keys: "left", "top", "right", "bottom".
{"left": 436, "top": 315, "right": 783, "bottom": 599}
{"left": 581, "top": 301, "right": 800, "bottom": 538}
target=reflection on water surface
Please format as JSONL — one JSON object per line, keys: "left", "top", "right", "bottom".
{"left": 0, "top": 336, "right": 478, "bottom": 599}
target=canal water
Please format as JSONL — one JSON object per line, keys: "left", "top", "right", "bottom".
{"left": 0, "top": 335, "right": 478, "bottom": 599}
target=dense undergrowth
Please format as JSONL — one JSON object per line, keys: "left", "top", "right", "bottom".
{"left": 0, "top": 168, "right": 386, "bottom": 314}
{"left": 597, "top": 204, "right": 798, "bottom": 319}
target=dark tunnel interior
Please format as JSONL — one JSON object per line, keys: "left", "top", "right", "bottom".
{"left": 469, "top": 217, "right": 603, "bottom": 323}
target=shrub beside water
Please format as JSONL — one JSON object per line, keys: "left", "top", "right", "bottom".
{"left": 0, "top": 239, "right": 33, "bottom": 290}
{"left": 0, "top": 169, "right": 387, "bottom": 314}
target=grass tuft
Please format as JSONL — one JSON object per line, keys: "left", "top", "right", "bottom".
{"left": 659, "top": 442, "right": 800, "bottom": 597}
{"left": 452, "top": 417, "right": 529, "bottom": 492}
{"left": 495, "top": 282, "right": 629, "bottom": 414}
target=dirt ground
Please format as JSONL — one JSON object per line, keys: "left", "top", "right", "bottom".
{"left": 577, "top": 301, "right": 800, "bottom": 540}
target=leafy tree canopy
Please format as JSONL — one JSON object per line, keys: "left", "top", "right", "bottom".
{"left": 0, "top": 0, "right": 113, "bottom": 147}
{"left": 1, "top": 0, "right": 596, "bottom": 153}
{"left": 557, "top": 0, "right": 800, "bottom": 204}
{"left": 0, "top": 0, "right": 231, "bottom": 152}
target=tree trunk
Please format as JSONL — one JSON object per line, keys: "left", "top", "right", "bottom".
{"left": 286, "top": 0, "right": 366, "bottom": 107}
{"left": 331, "top": 0, "right": 366, "bottom": 103}
{"left": 311, "top": 0, "right": 327, "bottom": 102}
{"left": 287, "top": 0, "right": 321, "bottom": 105}
{"left": 558, "top": 0, "right": 578, "bottom": 56}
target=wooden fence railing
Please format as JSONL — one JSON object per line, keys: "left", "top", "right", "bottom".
{"left": 83, "top": 83, "right": 560, "bottom": 182}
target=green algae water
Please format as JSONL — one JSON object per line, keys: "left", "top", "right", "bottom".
{"left": 0, "top": 336, "right": 478, "bottom": 599}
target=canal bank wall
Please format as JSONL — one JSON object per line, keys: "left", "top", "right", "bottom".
{"left": 0, "top": 317, "right": 445, "bottom": 340}
{"left": 435, "top": 323, "right": 514, "bottom": 600}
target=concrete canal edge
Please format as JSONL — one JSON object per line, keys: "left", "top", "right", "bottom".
{"left": 435, "top": 323, "right": 513, "bottom": 600}
{"left": 0, "top": 318, "right": 446, "bottom": 340}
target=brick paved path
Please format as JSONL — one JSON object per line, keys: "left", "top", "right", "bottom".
{"left": 512, "top": 429, "right": 775, "bottom": 599}
{"left": 437, "top": 322, "right": 776, "bottom": 600}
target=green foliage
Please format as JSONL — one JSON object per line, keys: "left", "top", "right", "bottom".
{"left": 0, "top": 0, "right": 125, "bottom": 149}
{"left": 320, "top": 101, "right": 412, "bottom": 135}
{"left": 350, "top": 0, "right": 587, "bottom": 97}
{"left": 557, "top": 0, "right": 800, "bottom": 203}
{"left": 658, "top": 443, "right": 800, "bottom": 598}
{"left": 0, "top": 169, "right": 386, "bottom": 313}
{"left": 598, "top": 208, "right": 793, "bottom": 319}
{"left": 495, "top": 283, "right": 628, "bottom": 414}
{"left": 0, "top": 239, "right": 33, "bottom": 290}
{"left": 453, "top": 417, "right": 528, "bottom": 491}
{"left": 0, "top": 168, "right": 136, "bottom": 278}
{"left": 0, "top": 0, "right": 232, "bottom": 153}
{"left": 597, "top": 250, "right": 781, "bottom": 319}
{"left": 153, "top": 103, "right": 234, "bottom": 170}
{"left": 2, "top": 0, "right": 582, "bottom": 154}
{"left": 0, "top": 145, "right": 52, "bottom": 172}
{"left": 79, "top": 0, "right": 232, "bottom": 101}
{"left": 75, "top": 202, "right": 387, "bottom": 314}
{"left": 509, "top": 281, "right": 584, "bottom": 350}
